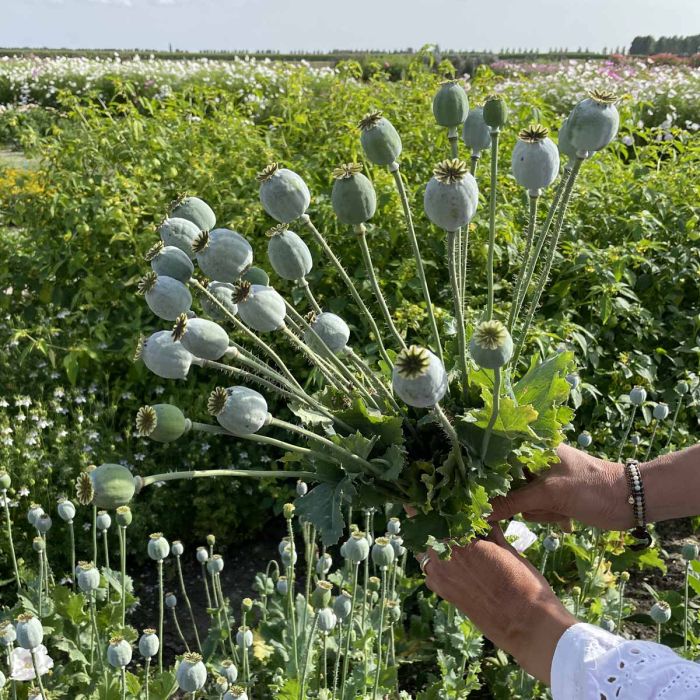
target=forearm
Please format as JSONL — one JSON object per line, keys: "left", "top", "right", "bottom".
{"left": 641, "top": 444, "right": 700, "bottom": 523}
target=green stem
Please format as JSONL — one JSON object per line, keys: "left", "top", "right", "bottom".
{"left": 298, "top": 277, "right": 322, "bottom": 314}
{"left": 201, "top": 561, "right": 212, "bottom": 610}
{"left": 616, "top": 406, "right": 638, "bottom": 463}
{"left": 539, "top": 550, "right": 549, "bottom": 576}
{"left": 372, "top": 570, "right": 388, "bottom": 699}
{"left": 447, "top": 230, "right": 469, "bottom": 398}
{"left": 2, "top": 489, "right": 21, "bottom": 592}
{"left": 433, "top": 404, "right": 467, "bottom": 482}
{"left": 215, "top": 574, "right": 236, "bottom": 660}
{"left": 390, "top": 165, "right": 443, "bottom": 362}
{"left": 119, "top": 526, "right": 127, "bottom": 628}
{"left": 68, "top": 520, "right": 76, "bottom": 592}
{"left": 138, "top": 467, "right": 316, "bottom": 490}
{"left": 301, "top": 214, "right": 392, "bottom": 368}
{"left": 486, "top": 129, "right": 500, "bottom": 321}
{"left": 103, "top": 529, "right": 110, "bottom": 571}
{"left": 340, "top": 563, "right": 360, "bottom": 700}
{"left": 331, "top": 622, "right": 343, "bottom": 700}
{"left": 481, "top": 368, "right": 502, "bottom": 461}
{"left": 665, "top": 397, "right": 684, "bottom": 449}
{"left": 31, "top": 649, "right": 48, "bottom": 700}
{"left": 286, "top": 516, "right": 300, "bottom": 675}
{"left": 241, "top": 610, "right": 249, "bottom": 684}
{"left": 448, "top": 127, "right": 459, "bottom": 159}
{"left": 90, "top": 596, "right": 104, "bottom": 670}
{"left": 299, "top": 613, "right": 319, "bottom": 700}
{"left": 644, "top": 422, "right": 659, "bottom": 462}
{"left": 616, "top": 582, "right": 626, "bottom": 633}
{"left": 144, "top": 657, "right": 150, "bottom": 700}
{"left": 171, "top": 607, "right": 190, "bottom": 652}
{"left": 304, "top": 525, "right": 316, "bottom": 614}
{"left": 470, "top": 153, "right": 480, "bottom": 175}
{"left": 460, "top": 225, "right": 470, "bottom": 317}
{"left": 685, "top": 561, "right": 690, "bottom": 652}
{"left": 6, "top": 647, "right": 17, "bottom": 700}
{"left": 346, "top": 349, "right": 402, "bottom": 414}
{"left": 38, "top": 551, "right": 44, "bottom": 617}
{"left": 157, "top": 560, "right": 164, "bottom": 673}
{"left": 177, "top": 555, "right": 202, "bottom": 652}
{"left": 120, "top": 666, "right": 126, "bottom": 700}
{"left": 92, "top": 505, "right": 98, "bottom": 569}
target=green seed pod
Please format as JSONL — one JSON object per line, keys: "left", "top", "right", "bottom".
{"left": 392, "top": 345, "right": 448, "bottom": 408}
{"left": 32, "top": 536, "right": 45, "bottom": 553}
{"left": 241, "top": 597, "right": 253, "bottom": 613}
{"left": 213, "top": 674, "right": 229, "bottom": 695}
{"left": 432, "top": 80, "right": 469, "bottom": 128}
{"left": 482, "top": 95, "right": 509, "bottom": 130}
{"left": 461, "top": 107, "right": 492, "bottom": 155}
{"left": 136, "top": 404, "right": 190, "bottom": 443}
{"left": 281, "top": 545, "right": 297, "bottom": 567}
{"left": 620, "top": 571, "right": 630, "bottom": 583}
{"left": 331, "top": 163, "right": 377, "bottom": 226}
{"left": 116, "top": 505, "right": 132, "bottom": 527}
{"left": 649, "top": 600, "right": 671, "bottom": 625}
{"left": 257, "top": 163, "right": 311, "bottom": 224}
{"left": 171, "top": 541, "right": 184, "bottom": 557}
{"left": 358, "top": 111, "right": 402, "bottom": 166}
{"left": 424, "top": 159, "right": 479, "bottom": 231}
{"left": 139, "top": 629, "right": 159, "bottom": 659}
{"left": 371, "top": 536, "right": 395, "bottom": 569}
{"left": 242, "top": 266, "right": 270, "bottom": 286}
{"left": 147, "top": 242, "right": 194, "bottom": 283}
{"left": 159, "top": 217, "right": 201, "bottom": 259}
{"left": 209, "top": 386, "right": 269, "bottom": 436}
{"left": 676, "top": 380, "right": 690, "bottom": 395}
{"left": 367, "top": 576, "right": 381, "bottom": 592}
{"left": 0, "top": 470, "right": 10, "bottom": 490}
{"left": 296, "top": 480, "right": 308, "bottom": 497}
{"left": 318, "top": 607, "right": 337, "bottom": 633}
{"left": 57, "top": 498, "right": 76, "bottom": 523}
{"left": 176, "top": 652, "right": 208, "bottom": 692}
{"left": 682, "top": 542, "right": 699, "bottom": 562}
{"left": 511, "top": 125, "right": 560, "bottom": 195}
{"left": 193, "top": 229, "right": 253, "bottom": 283}
{"left": 220, "top": 659, "right": 238, "bottom": 684}
{"left": 234, "top": 281, "right": 286, "bottom": 333}
{"left": 172, "top": 314, "right": 230, "bottom": 361}
{"left": 557, "top": 117, "right": 579, "bottom": 162}
{"left": 77, "top": 562, "right": 100, "bottom": 592}
{"left": 344, "top": 531, "right": 370, "bottom": 563}
{"left": 311, "top": 580, "right": 333, "bottom": 609}
{"left": 147, "top": 533, "right": 170, "bottom": 561}
{"left": 266, "top": 224, "right": 313, "bottom": 281}
{"left": 96, "top": 511, "right": 111, "bottom": 531}
{"left": 567, "top": 90, "right": 620, "bottom": 156}
{"left": 139, "top": 330, "right": 193, "bottom": 380}
{"left": 201, "top": 281, "right": 238, "bottom": 321}
{"left": 138, "top": 272, "right": 192, "bottom": 322}
{"left": 629, "top": 385, "right": 647, "bottom": 406}
{"left": 170, "top": 195, "right": 216, "bottom": 232}
{"left": 577, "top": 431, "right": 593, "bottom": 448}
{"left": 469, "top": 320, "right": 513, "bottom": 369}
{"left": 390, "top": 534, "right": 406, "bottom": 558}
{"left": 304, "top": 312, "right": 350, "bottom": 354}
{"left": 277, "top": 536, "right": 292, "bottom": 556}
{"left": 387, "top": 600, "right": 401, "bottom": 623}
{"left": 107, "top": 637, "right": 132, "bottom": 668}
{"left": 15, "top": 614, "right": 43, "bottom": 650}
{"left": 653, "top": 403, "right": 670, "bottom": 420}
{"left": 0, "top": 621, "right": 17, "bottom": 646}
{"left": 91, "top": 463, "right": 136, "bottom": 510}
{"left": 333, "top": 591, "right": 352, "bottom": 621}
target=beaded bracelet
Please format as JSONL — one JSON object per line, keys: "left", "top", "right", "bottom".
{"left": 625, "top": 459, "right": 652, "bottom": 551}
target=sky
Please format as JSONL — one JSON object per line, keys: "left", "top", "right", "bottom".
{"left": 2, "top": 0, "right": 699, "bottom": 53}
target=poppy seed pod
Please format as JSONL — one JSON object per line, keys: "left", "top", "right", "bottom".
{"left": 389, "top": 535, "right": 406, "bottom": 558}
{"left": 304, "top": 312, "right": 350, "bottom": 355}
{"left": 165, "top": 592, "right": 177, "bottom": 608}
{"left": 147, "top": 533, "right": 170, "bottom": 561}
{"left": 36, "top": 513, "right": 52, "bottom": 534}
{"left": 257, "top": 163, "right": 311, "bottom": 224}
{"left": 577, "top": 431, "right": 593, "bottom": 448}
{"left": 359, "top": 111, "right": 402, "bottom": 166}
{"left": 235, "top": 282, "right": 286, "bottom": 333}
{"left": 469, "top": 320, "right": 514, "bottom": 370}
{"left": 32, "top": 536, "right": 45, "bottom": 553}
{"left": 196, "top": 546, "right": 209, "bottom": 563}
{"left": 139, "top": 330, "right": 194, "bottom": 381}
{"left": 0, "top": 470, "right": 10, "bottom": 490}
{"left": 318, "top": 607, "right": 337, "bottom": 633}
{"left": 77, "top": 562, "right": 100, "bottom": 592}
{"left": 116, "top": 506, "right": 132, "bottom": 527}
{"left": 107, "top": 637, "right": 132, "bottom": 668}
{"left": 275, "top": 576, "right": 288, "bottom": 596}
{"left": 57, "top": 498, "right": 76, "bottom": 523}
{"left": 90, "top": 463, "right": 136, "bottom": 510}
{"left": 675, "top": 380, "right": 689, "bottom": 395}
{"left": 387, "top": 600, "right": 402, "bottom": 623}
{"left": 653, "top": 403, "right": 670, "bottom": 420}
{"left": 316, "top": 552, "right": 332, "bottom": 576}
{"left": 176, "top": 651, "right": 208, "bottom": 692}
{"left": 432, "top": 80, "right": 469, "bottom": 128}
{"left": 543, "top": 534, "right": 560, "bottom": 552}
{"left": 27, "top": 503, "right": 44, "bottom": 527}
{"left": 296, "top": 480, "right": 308, "bottom": 497}
{"left": 0, "top": 622, "right": 16, "bottom": 646}
{"left": 461, "top": 107, "right": 492, "bottom": 155}
{"left": 392, "top": 345, "right": 448, "bottom": 408}
{"left": 171, "top": 541, "right": 184, "bottom": 557}
{"left": 424, "top": 159, "right": 479, "bottom": 231}
{"left": 236, "top": 626, "right": 253, "bottom": 648}
{"left": 371, "top": 536, "right": 395, "bottom": 569}
{"left": 138, "top": 273, "right": 192, "bottom": 322}
{"left": 266, "top": 225, "right": 313, "bottom": 281}
{"left": 277, "top": 536, "right": 292, "bottom": 556}
{"left": 511, "top": 125, "right": 560, "bottom": 195}
{"left": 620, "top": 571, "right": 630, "bottom": 583}
{"left": 629, "top": 385, "right": 647, "bottom": 406}
{"left": 281, "top": 545, "right": 297, "bottom": 567}
{"left": 367, "top": 576, "right": 381, "bottom": 592}
{"left": 343, "top": 531, "right": 370, "bottom": 563}
{"left": 557, "top": 117, "right": 579, "bottom": 162}
{"left": 283, "top": 503, "right": 296, "bottom": 519}
{"left": 193, "top": 229, "right": 253, "bottom": 284}
{"left": 482, "top": 95, "right": 509, "bottom": 130}
{"left": 159, "top": 217, "right": 201, "bottom": 259}
{"left": 148, "top": 243, "right": 194, "bottom": 283}
{"left": 243, "top": 266, "right": 269, "bottom": 286}
{"left": 170, "top": 196, "right": 216, "bottom": 232}
{"left": 172, "top": 314, "right": 230, "bottom": 361}
{"left": 649, "top": 600, "right": 672, "bottom": 625}
{"left": 96, "top": 511, "right": 111, "bottom": 531}
{"left": 331, "top": 163, "right": 377, "bottom": 226}
{"left": 224, "top": 687, "right": 249, "bottom": 700}
{"left": 209, "top": 386, "right": 269, "bottom": 437}
{"left": 567, "top": 90, "right": 620, "bottom": 156}
{"left": 333, "top": 591, "right": 353, "bottom": 621}
{"left": 136, "top": 404, "right": 190, "bottom": 444}
{"left": 387, "top": 517, "right": 401, "bottom": 535}
{"left": 682, "top": 542, "right": 699, "bottom": 562}
{"left": 220, "top": 659, "right": 238, "bottom": 684}
{"left": 15, "top": 614, "right": 43, "bottom": 650}
{"left": 201, "top": 281, "right": 238, "bottom": 321}
{"left": 311, "top": 580, "right": 333, "bottom": 609}
{"left": 139, "top": 629, "right": 159, "bottom": 659}
{"left": 207, "top": 554, "right": 224, "bottom": 574}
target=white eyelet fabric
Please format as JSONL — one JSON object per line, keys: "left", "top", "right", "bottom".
{"left": 551, "top": 622, "right": 700, "bottom": 699}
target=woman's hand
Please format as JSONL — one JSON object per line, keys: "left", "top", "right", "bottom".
{"left": 420, "top": 525, "right": 576, "bottom": 684}
{"left": 488, "top": 443, "right": 631, "bottom": 530}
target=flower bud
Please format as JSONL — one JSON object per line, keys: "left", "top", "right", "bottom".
{"left": 147, "top": 533, "right": 170, "bottom": 561}
{"left": 0, "top": 470, "right": 10, "bottom": 491}
{"left": 283, "top": 503, "right": 296, "bottom": 520}
{"left": 107, "top": 636, "right": 132, "bottom": 668}
{"left": 543, "top": 534, "right": 560, "bottom": 552}
{"left": 57, "top": 498, "right": 76, "bottom": 523}
{"left": 620, "top": 571, "right": 630, "bottom": 583}
{"left": 315, "top": 552, "right": 332, "bottom": 576}
{"left": 649, "top": 600, "right": 671, "bottom": 625}
{"left": 343, "top": 531, "right": 370, "bottom": 563}
{"left": 165, "top": 592, "right": 177, "bottom": 608}
{"left": 387, "top": 517, "right": 401, "bottom": 535}
{"left": 116, "top": 505, "right": 132, "bottom": 527}
{"left": 32, "top": 536, "right": 45, "bottom": 553}
{"left": 207, "top": 554, "right": 224, "bottom": 574}
{"left": 311, "top": 580, "right": 333, "bottom": 609}
{"left": 96, "top": 511, "right": 111, "bottom": 531}
{"left": 317, "top": 607, "right": 337, "bottom": 633}
{"left": 219, "top": 659, "right": 238, "bottom": 684}
{"left": 682, "top": 542, "right": 699, "bottom": 562}
{"left": 15, "top": 614, "right": 43, "bottom": 650}
{"left": 138, "top": 629, "right": 159, "bottom": 659}
{"left": 296, "top": 480, "right": 308, "bottom": 497}
{"left": 276, "top": 576, "right": 288, "bottom": 596}
{"left": 196, "top": 546, "right": 209, "bottom": 563}
{"left": 171, "top": 541, "right": 184, "bottom": 557}
{"left": 77, "top": 562, "right": 101, "bottom": 593}
{"left": 653, "top": 403, "right": 670, "bottom": 421}
{"left": 206, "top": 534, "right": 216, "bottom": 547}
{"left": 176, "top": 652, "right": 208, "bottom": 692}
{"left": 236, "top": 626, "right": 253, "bottom": 648}
{"left": 371, "top": 536, "right": 396, "bottom": 569}
{"left": 242, "top": 597, "right": 253, "bottom": 613}
{"left": 629, "top": 385, "right": 647, "bottom": 406}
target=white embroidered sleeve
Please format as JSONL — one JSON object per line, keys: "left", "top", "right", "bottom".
{"left": 551, "top": 622, "right": 700, "bottom": 699}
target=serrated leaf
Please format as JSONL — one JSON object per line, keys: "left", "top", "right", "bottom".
{"left": 338, "top": 431, "right": 377, "bottom": 460}
{"left": 374, "top": 443, "right": 407, "bottom": 481}
{"left": 287, "top": 400, "right": 333, "bottom": 427}
{"left": 473, "top": 391, "right": 539, "bottom": 439}
{"left": 294, "top": 478, "right": 356, "bottom": 546}
{"left": 335, "top": 398, "right": 405, "bottom": 448}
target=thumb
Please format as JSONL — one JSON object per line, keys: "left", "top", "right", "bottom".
{"left": 488, "top": 481, "right": 547, "bottom": 521}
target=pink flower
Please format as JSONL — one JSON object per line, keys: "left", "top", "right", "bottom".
{"left": 10, "top": 645, "right": 53, "bottom": 681}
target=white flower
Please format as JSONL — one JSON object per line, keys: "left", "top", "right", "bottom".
{"left": 504, "top": 520, "right": 537, "bottom": 553}
{"left": 18, "top": 487, "right": 29, "bottom": 497}
{"left": 10, "top": 645, "right": 54, "bottom": 680}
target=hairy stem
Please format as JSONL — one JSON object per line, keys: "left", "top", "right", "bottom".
{"left": 447, "top": 230, "right": 469, "bottom": 399}
{"left": 139, "top": 466, "right": 316, "bottom": 490}
{"left": 433, "top": 404, "right": 467, "bottom": 482}
{"left": 298, "top": 277, "right": 322, "bottom": 314}
{"left": 486, "top": 129, "right": 500, "bottom": 321}
{"left": 481, "top": 368, "right": 502, "bottom": 461}
{"left": 2, "top": 489, "right": 21, "bottom": 592}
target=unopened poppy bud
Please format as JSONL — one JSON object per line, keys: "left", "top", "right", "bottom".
{"left": 206, "top": 534, "right": 216, "bottom": 547}
{"left": 368, "top": 576, "right": 381, "bottom": 593}
{"left": 482, "top": 95, "right": 509, "bottom": 130}
{"left": 276, "top": 576, "right": 288, "bottom": 595}
{"left": 242, "top": 597, "right": 253, "bottom": 613}
{"left": 283, "top": 503, "right": 295, "bottom": 520}
{"left": 0, "top": 470, "right": 10, "bottom": 491}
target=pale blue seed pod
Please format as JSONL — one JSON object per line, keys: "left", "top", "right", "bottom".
{"left": 277, "top": 536, "right": 292, "bottom": 556}
{"left": 469, "top": 320, "right": 514, "bottom": 370}
{"left": 224, "top": 687, "right": 249, "bottom": 700}
{"left": 567, "top": 90, "right": 620, "bottom": 156}
{"left": 577, "top": 431, "right": 593, "bottom": 448}
{"left": 275, "top": 576, "right": 288, "bottom": 595}
{"left": 36, "top": 513, "right": 52, "bottom": 534}
{"left": 140, "top": 330, "right": 193, "bottom": 380}
{"left": 236, "top": 283, "right": 286, "bottom": 333}
{"left": 165, "top": 592, "right": 177, "bottom": 608}
{"left": 281, "top": 545, "right": 298, "bottom": 567}
{"left": 140, "top": 273, "right": 192, "bottom": 322}
{"left": 424, "top": 159, "right": 478, "bottom": 231}
{"left": 170, "top": 196, "right": 216, "bottom": 232}
{"left": 147, "top": 533, "right": 170, "bottom": 561}
{"left": 511, "top": 125, "right": 560, "bottom": 194}
{"left": 653, "top": 403, "right": 669, "bottom": 420}
{"left": 344, "top": 532, "right": 370, "bottom": 562}
{"left": 387, "top": 517, "right": 401, "bottom": 535}
{"left": 566, "top": 373, "right": 580, "bottom": 389}
{"left": 236, "top": 627, "right": 253, "bottom": 648}
{"left": 389, "top": 535, "right": 406, "bottom": 558}
{"left": 257, "top": 164, "right": 311, "bottom": 224}
{"left": 139, "top": 629, "right": 159, "bottom": 659}
{"left": 207, "top": 554, "right": 224, "bottom": 574}
{"left": 371, "top": 537, "right": 395, "bottom": 569}
{"left": 15, "top": 615, "right": 43, "bottom": 650}
{"left": 296, "top": 480, "right": 308, "bottom": 497}
{"left": 136, "top": 404, "right": 190, "bottom": 443}
{"left": 318, "top": 607, "right": 337, "bottom": 633}
{"left": 649, "top": 601, "right": 671, "bottom": 624}
{"left": 27, "top": 504, "right": 44, "bottom": 527}
{"left": 676, "top": 381, "right": 689, "bottom": 395}
{"left": 96, "top": 511, "right": 111, "bottom": 531}
{"left": 176, "top": 652, "right": 208, "bottom": 692}
{"left": 316, "top": 552, "right": 332, "bottom": 576}
{"left": 331, "top": 164, "right": 377, "bottom": 225}
{"left": 171, "top": 541, "right": 184, "bottom": 557}
{"left": 392, "top": 345, "right": 448, "bottom": 408}
{"left": 557, "top": 117, "right": 579, "bottom": 162}
{"left": 387, "top": 600, "right": 402, "bottom": 623}
{"left": 159, "top": 217, "right": 201, "bottom": 259}
{"left": 333, "top": 591, "right": 353, "bottom": 621}
{"left": 194, "top": 229, "right": 253, "bottom": 283}
{"left": 91, "top": 463, "right": 136, "bottom": 510}
{"left": 242, "top": 266, "right": 269, "bottom": 286}
{"left": 461, "top": 107, "right": 492, "bottom": 155}
{"left": 682, "top": 542, "right": 699, "bottom": 562}
{"left": 432, "top": 80, "right": 469, "bottom": 128}
{"left": 220, "top": 659, "right": 238, "bottom": 684}
{"left": 0, "top": 622, "right": 16, "bottom": 647}
{"left": 629, "top": 385, "right": 647, "bottom": 406}
{"left": 149, "top": 244, "right": 194, "bottom": 283}
{"left": 359, "top": 111, "right": 402, "bottom": 166}
{"left": 266, "top": 225, "right": 313, "bottom": 281}
{"left": 196, "top": 547, "right": 209, "bottom": 563}
{"left": 543, "top": 534, "right": 560, "bottom": 552}
{"left": 57, "top": 498, "right": 76, "bottom": 523}
{"left": 212, "top": 386, "right": 269, "bottom": 436}
{"left": 201, "top": 281, "right": 238, "bottom": 321}
{"left": 304, "top": 312, "right": 350, "bottom": 355}
{"left": 107, "top": 638, "right": 132, "bottom": 668}
{"left": 174, "top": 315, "right": 230, "bottom": 361}
{"left": 77, "top": 563, "right": 101, "bottom": 592}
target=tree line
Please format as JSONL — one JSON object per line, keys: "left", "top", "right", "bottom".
{"left": 630, "top": 34, "right": 700, "bottom": 56}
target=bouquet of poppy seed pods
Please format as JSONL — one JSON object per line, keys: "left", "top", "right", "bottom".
{"left": 95, "top": 82, "right": 621, "bottom": 555}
